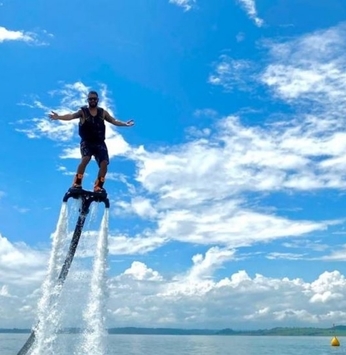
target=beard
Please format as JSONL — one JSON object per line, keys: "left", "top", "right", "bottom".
{"left": 89, "top": 101, "right": 98, "bottom": 108}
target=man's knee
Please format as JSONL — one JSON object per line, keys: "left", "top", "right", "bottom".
{"left": 81, "top": 156, "right": 91, "bottom": 165}
{"left": 100, "top": 160, "right": 108, "bottom": 168}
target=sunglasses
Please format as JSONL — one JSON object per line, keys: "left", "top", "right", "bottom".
{"left": 88, "top": 97, "right": 98, "bottom": 101}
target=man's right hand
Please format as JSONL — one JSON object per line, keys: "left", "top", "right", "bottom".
{"left": 49, "top": 111, "right": 59, "bottom": 120}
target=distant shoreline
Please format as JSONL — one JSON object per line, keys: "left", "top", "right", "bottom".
{"left": 1, "top": 325, "right": 345, "bottom": 336}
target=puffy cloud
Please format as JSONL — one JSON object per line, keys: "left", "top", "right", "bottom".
{"left": 105, "top": 264, "right": 346, "bottom": 329}
{"left": 119, "top": 261, "right": 163, "bottom": 281}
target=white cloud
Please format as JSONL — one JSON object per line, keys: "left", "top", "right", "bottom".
{"left": 210, "top": 24, "right": 346, "bottom": 126}
{"left": 0, "top": 285, "right": 10, "bottom": 297}
{"left": 16, "top": 97, "right": 76, "bottom": 141}
{"left": 52, "top": 223, "right": 166, "bottom": 259}
{"left": 17, "top": 83, "right": 89, "bottom": 141}
{"left": 105, "top": 265, "right": 346, "bottom": 329}
{"left": 205, "top": 24, "right": 346, "bottom": 194}
{"left": 119, "top": 261, "right": 163, "bottom": 281}
{"left": 56, "top": 165, "right": 75, "bottom": 176}
{"left": 77, "top": 232, "right": 167, "bottom": 256}
{"left": 19, "top": 118, "right": 76, "bottom": 141}
{"left": 282, "top": 239, "right": 329, "bottom": 252}
{"left": 130, "top": 197, "right": 158, "bottom": 219}
{"left": 266, "top": 252, "right": 307, "bottom": 260}
{"left": 119, "top": 109, "right": 346, "bottom": 249}
{"left": 208, "top": 56, "right": 255, "bottom": 91}
{"left": 3, "top": 229, "right": 346, "bottom": 329}
{"left": 169, "top": 0, "right": 195, "bottom": 11}
{"left": 236, "top": 0, "right": 263, "bottom": 27}
{"left": 151, "top": 198, "right": 328, "bottom": 248}
{"left": 0, "top": 234, "right": 48, "bottom": 286}
{"left": 0, "top": 26, "right": 34, "bottom": 43}
{"left": 309, "top": 271, "right": 345, "bottom": 303}
{"left": 261, "top": 24, "right": 346, "bottom": 109}
{"left": 320, "top": 245, "right": 346, "bottom": 261}
{"left": 0, "top": 26, "right": 52, "bottom": 45}
{"left": 161, "top": 247, "right": 236, "bottom": 296}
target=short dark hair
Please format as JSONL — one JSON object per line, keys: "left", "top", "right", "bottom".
{"left": 88, "top": 91, "right": 98, "bottom": 97}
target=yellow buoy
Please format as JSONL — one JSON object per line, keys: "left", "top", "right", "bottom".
{"left": 331, "top": 336, "right": 340, "bottom": 346}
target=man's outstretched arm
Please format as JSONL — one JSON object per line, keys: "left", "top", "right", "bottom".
{"left": 104, "top": 110, "right": 135, "bottom": 127}
{"left": 49, "top": 110, "right": 82, "bottom": 121}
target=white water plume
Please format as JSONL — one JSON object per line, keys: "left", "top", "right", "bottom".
{"left": 80, "top": 209, "right": 110, "bottom": 355}
{"left": 30, "top": 203, "right": 69, "bottom": 355}
{"left": 88, "top": 202, "right": 100, "bottom": 224}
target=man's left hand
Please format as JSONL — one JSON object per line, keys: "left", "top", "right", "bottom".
{"left": 126, "top": 120, "right": 135, "bottom": 126}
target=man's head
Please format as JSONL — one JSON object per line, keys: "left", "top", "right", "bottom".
{"left": 87, "top": 91, "right": 99, "bottom": 108}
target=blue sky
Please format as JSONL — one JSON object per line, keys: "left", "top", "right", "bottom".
{"left": 2, "top": 0, "right": 346, "bottom": 330}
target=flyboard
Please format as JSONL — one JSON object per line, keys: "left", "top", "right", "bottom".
{"left": 16, "top": 187, "right": 110, "bottom": 355}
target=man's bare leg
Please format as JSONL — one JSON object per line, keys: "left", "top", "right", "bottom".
{"left": 73, "top": 156, "right": 91, "bottom": 187}
{"left": 94, "top": 160, "right": 108, "bottom": 191}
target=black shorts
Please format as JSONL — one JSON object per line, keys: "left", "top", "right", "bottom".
{"left": 80, "top": 141, "right": 109, "bottom": 167}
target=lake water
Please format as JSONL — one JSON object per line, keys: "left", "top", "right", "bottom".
{"left": 2, "top": 334, "right": 346, "bottom": 355}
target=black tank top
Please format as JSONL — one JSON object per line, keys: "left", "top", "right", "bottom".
{"left": 78, "top": 107, "right": 106, "bottom": 143}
